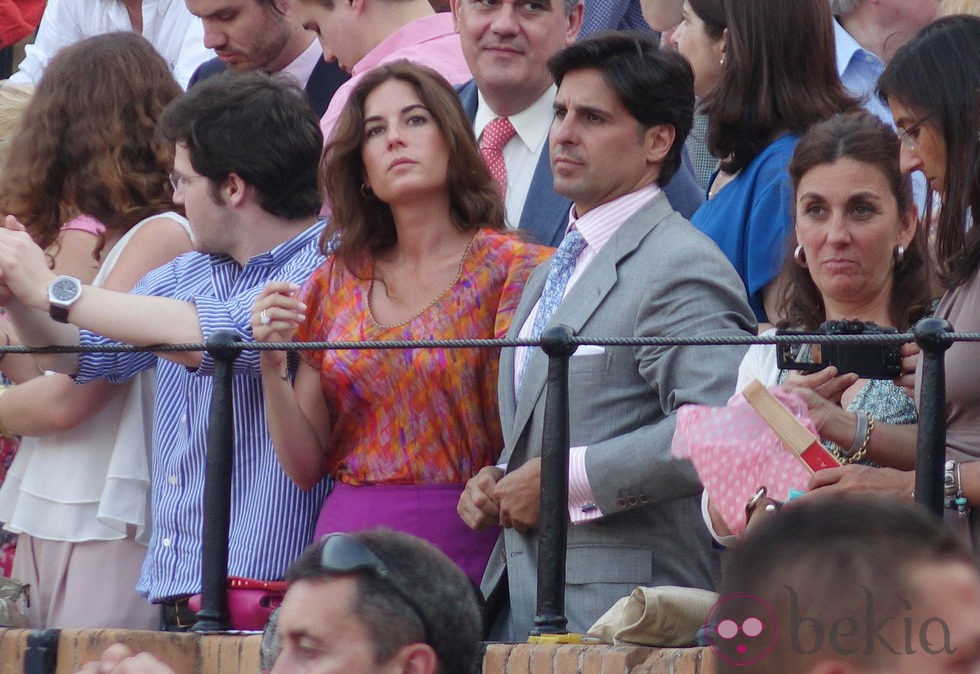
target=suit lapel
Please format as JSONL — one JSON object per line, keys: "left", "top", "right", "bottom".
{"left": 458, "top": 79, "right": 479, "bottom": 121}
{"left": 505, "top": 194, "right": 674, "bottom": 461}
{"left": 499, "top": 261, "right": 548, "bottom": 456}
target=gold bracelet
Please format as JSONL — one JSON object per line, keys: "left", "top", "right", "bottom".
{"left": 0, "top": 384, "right": 15, "bottom": 438}
{"left": 844, "top": 412, "right": 874, "bottom": 465}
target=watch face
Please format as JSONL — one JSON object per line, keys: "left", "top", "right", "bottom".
{"left": 51, "top": 277, "right": 79, "bottom": 301}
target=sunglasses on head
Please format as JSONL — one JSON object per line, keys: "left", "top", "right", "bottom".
{"left": 319, "top": 533, "right": 432, "bottom": 645}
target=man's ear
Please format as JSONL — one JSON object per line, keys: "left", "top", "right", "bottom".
{"left": 389, "top": 643, "right": 438, "bottom": 674}
{"left": 565, "top": 2, "right": 584, "bottom": 44}
{"left": 644, "top": 123, "right": 676, "bottom": 165}
{"left": 223, "top": 172, "right": 249, "bottom": 208}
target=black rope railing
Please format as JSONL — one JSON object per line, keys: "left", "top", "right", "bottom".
{"left": 2, "top": 328, "right": 978, "bottom": 356}
{"left": 2, "top": 324, "right": 966, "bottom": 634}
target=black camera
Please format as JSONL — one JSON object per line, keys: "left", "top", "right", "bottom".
{"left": 776, "top": 320, "right": 903, "bottom": 379}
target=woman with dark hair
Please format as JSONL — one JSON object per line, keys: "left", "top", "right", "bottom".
{"left": 740, "top": 111, "right": 932, "bottom": 462}
{"left": 251, "top": 62, "right": 551, "bottom": 583}
{"left": 685, "top": 0, "right": 857, "bottom": 323}
{"left": 809, "top": 17, "right": 980, "bottom": 550}
{"left": 0, "top": 33, "right": 193, "bottom": 628}
{"left": 669, "top": 0, "right": 725, "bottom": 101}
{"left": 706, "top": 111, "right": 934, "bottom": 540}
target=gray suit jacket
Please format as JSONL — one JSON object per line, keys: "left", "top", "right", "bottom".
{"left": 456, "top": 80, "right": 704, "bottom": 247}
{"left": 484, "top": 192, "right": 756, "bottom": 639}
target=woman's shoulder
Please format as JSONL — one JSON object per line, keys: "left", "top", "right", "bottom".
{"left": 746, "top": 134, "right": 799, "bottom": 175}
{"left": 469, "top": 228, "right": 553, "bottom": 267}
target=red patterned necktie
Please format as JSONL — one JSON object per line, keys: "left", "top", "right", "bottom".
{"left": 480, "top": 117, "right": 517, "bottom": 195}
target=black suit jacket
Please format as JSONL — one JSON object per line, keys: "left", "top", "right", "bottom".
{"left": 188, "top": 56, "right": 349, "bottom": 118}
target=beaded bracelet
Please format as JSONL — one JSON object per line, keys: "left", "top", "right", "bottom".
{"left": 944, "top": 460, "right": 971, "bottom": 517}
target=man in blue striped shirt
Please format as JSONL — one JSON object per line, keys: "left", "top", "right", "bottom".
{"left": 0, "top": 71, "right": 331, "bottom": 629}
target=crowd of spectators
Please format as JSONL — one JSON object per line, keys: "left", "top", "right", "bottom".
{"left": 0, "top": 2, "right": 974, "bottom": 673}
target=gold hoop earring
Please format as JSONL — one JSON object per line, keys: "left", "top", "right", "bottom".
{"left": 794, "top": 244, "right": 807, "bottom": 268}
{"left": 894, "top": 244, "right": 905, "bottom": 266}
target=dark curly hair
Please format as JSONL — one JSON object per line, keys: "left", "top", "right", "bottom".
{"left": 0, "top": 32, "right": 181, "bottom": 253}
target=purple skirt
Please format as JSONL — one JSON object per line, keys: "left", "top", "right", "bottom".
{"left": 314, "top": 482, "right": 499, "bottom": 586}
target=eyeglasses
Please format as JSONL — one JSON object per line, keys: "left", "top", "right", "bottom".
{"left": 896, "top": 116, "right": 931, "bottom": 152}
{"left": 319, "top": 533, "right": 432, "bottom": 645}
{"left": 169, "top": 170, "right": 203, "bottom": 192}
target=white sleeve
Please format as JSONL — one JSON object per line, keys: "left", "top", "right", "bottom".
{"left": 735, "top": 328, "right": 780, "bottom": 393}
{"left": 8, "top": 0, "right": 85, "bottom": 84}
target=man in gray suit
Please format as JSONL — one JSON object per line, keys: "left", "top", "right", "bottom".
{"left": 458, "top": 32, "right": 756, "bottom": 640}
{"left": 451, "top": 0, "right": 703, "bottom": 246}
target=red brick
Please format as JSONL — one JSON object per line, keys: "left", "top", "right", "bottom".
{"left": 482, "top": 643, "right": 516, "bottom": 673}
{"left": 507, "top": 643, "right": 536, "bottom": 674}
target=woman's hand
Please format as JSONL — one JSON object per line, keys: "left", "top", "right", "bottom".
{"left": 782, "top": 366, "right": 858, "bottom": 403}
{"left": 250, "top": 282, "right": 306, "bottom": 369}
{"left": 782, "top": 366, "right": 859, "bottom": 433}
{"left": 806, "top": 464, "right": 915, "bottom": 500}
{"left": 895, "top": 342, "right": 920, "bottom": 398}
{"left": 251, "top": 282, "right": 306, "bottom": 342}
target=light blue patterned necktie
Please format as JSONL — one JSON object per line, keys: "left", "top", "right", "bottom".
{"left": 518, "top": 229, "right": 588, "bottom": 388}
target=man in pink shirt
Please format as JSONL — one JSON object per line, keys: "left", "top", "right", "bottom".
{"left": 289, "top": 0, "right": 472, "bottom": 141}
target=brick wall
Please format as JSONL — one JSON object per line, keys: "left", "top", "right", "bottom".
{"left": 0, "top": 629, "right": 715, "bottom": 673}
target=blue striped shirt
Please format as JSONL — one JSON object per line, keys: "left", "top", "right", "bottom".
{"left": 74, "top": 221, "right": 330, "bottom": 602}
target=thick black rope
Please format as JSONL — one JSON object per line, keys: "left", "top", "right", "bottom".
{"left": 4, "top": 331, "right": 980, "bottom": 355}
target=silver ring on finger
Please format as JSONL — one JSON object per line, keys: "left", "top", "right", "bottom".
{"left": 259, "top": 309, "right": 271, "bottom": 326}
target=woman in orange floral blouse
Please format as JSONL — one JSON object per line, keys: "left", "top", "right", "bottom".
{"left": 251, "top": 63, "right": 552, "bottom": 583}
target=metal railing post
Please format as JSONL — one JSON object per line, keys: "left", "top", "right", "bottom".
{"left": 192, "top": 331, "right": 240, "bottom": 632}
{"left": 914, "top": 318, "right": 953, "bottom": 516}
{"left": 532, "top": 325, "right": 577, "bottom": 636}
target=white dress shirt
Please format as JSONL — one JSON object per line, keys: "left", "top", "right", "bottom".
{"left": 10, "top": 0, "right": 213, "bottom": 89}
{"left": 475, "top": 85, "right": 557, "bottom": 229}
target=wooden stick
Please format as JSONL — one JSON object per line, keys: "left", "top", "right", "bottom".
{"left": 741, "top": 380, "right": 839, "bottom": 473}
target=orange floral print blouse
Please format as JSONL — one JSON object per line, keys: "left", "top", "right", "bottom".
{"left": 295, "top": 229, "right": 553, "bottom": 486}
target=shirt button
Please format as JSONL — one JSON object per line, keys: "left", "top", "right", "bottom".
{"left": 162, "top": 538, "right": 172, "bottom": 547}
{"left": 168, "top": 476, "right": 178, "bottom": 486}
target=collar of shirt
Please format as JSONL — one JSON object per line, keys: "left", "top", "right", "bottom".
{"left": 474, "top": 84, "right": 556, "bottom": 156}
{"left": 210, "top": 219, "right": 326, "bottom": 270}
{"left": 834, "top": 19, "right": 883, "bottom": 85}
{"left": 352, "top": 13, "right": 456, "bottom": 76}
{"left": 566, "top": 182, "right": 662, "bottom": 255}
{"left": 513, "top": 183, "right": 661, "bottom": 389}
{"left": 280, "top": 37, "right": 323, "bottom": 91}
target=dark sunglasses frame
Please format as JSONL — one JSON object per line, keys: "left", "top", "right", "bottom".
{"left": 319, "top": 533, "right": 432, "bottom": 645}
